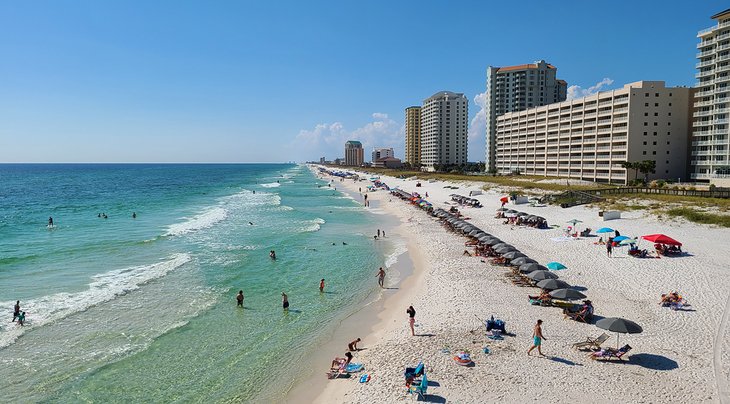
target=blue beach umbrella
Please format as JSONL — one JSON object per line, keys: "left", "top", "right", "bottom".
{"left": 613, "top": 235, "right": 630, "bottom": 242}
{"left": 596, "top": 227, "right": 614, "bottom": 234}
{"left": 546, "top": 261, "right": 567, "bottom": 271}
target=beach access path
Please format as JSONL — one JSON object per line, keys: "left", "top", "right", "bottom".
{"left": 313, "top": 168, "right": 730, "bottom": 404}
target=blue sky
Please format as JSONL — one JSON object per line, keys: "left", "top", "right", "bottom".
{"left": 0, "top": 1, "right": 727, "bottom": 163}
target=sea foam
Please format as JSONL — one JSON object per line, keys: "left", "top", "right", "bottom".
{"left": 164, "top": 207, "right": 227, "bottom": 237}
{"left": 0, "top": 253, "right": 192, "bottom": 349}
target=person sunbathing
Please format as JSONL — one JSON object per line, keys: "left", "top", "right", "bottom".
{"left": 529, "top": 290, "right": 551, "bottom": 305}
{"left": 330, "top": 352, "right": 353, "bottom": 370}
{"left": 490, "top": 256, "right": 507, "bottom": 265}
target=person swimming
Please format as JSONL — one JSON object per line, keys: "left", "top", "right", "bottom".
{"left": 270, "top": 250, "right": 277, "bottom": 260}
{"left": 249, "top": 222, "right": 254, "bottom": 225}
{"left": 48, "top": 217, "right": 54, "bottom": 227}
{"left": 132, "top": 212, "right": 137, "bottom": 219}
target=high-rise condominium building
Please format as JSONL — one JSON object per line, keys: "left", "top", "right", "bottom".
{"left": 495, "top": 81, "right": 692, "bottom": 184}
{"left": 372, "top": 147, "right": 394, "bottom": 162}
{"left": 485, "top": 60, "right": 567, "bottom": 171}
{"left": 692, "top": 9, "right": 730, "bottom": 181}
{"left": 420, "top": 91, "right": 468, "bottom": 170}
{"left": 404, "top": 106, "right": 422, "bottom": 166}
{"left": 344, "top": 140, "right": 364, "bottom": 166}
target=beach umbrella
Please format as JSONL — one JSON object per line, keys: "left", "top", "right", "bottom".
{"left": 536, "top": 279, "right": 571, "bottom": 290}
{"left": 613, "top": 235, "right": 630, "bottom": 242}
{"left": 468, "top": 230, "right": 481, "bottom": 237}
{"left": 546, "top": 261, "right": 567, "bottom": 271}
{"left": 567, "top": 219, "right": 582, "bottom": 225}
{"left": 492, "top": 243, "right": 511, "bottom": 249}
{"left": 619, "top": 238, "right": 635, "bottom": 246}
{"left": 504, "top": 213, "right": 517, "bottom": 218}
{"left": 526, "top": 215, "right": 538, "bottom": 220}
{"left": 511, "top": 257, "right": 537, "bottom": 266}
{"left": 596, "top": 227, "right": 614, "bottom": 234}
{"left": 517, "top": 212, "right": 528, "bottom": 217}
{"left": 596, "top": 317, "right": 643, "bottom": 348}
{"left": 519, "top": 263, "right": 547, "bottom": 273}
{"left": 527, "top": 270, "right": 559, "bottom": 281}
{"left": 502, "top": 251, "right": 526, "bottom": 260}
{"left": 484, "top": 238, "right": 502, "bottom": 246}
{"left": 500, "top": 196, "right": 509, "bottom": 203}
{"left": 506, "top": 209, "right": 517, "bottom": 213}
{"left": 549, "top": 288, "right": 587, "bottom": 300}
{"left": 478, "top": 235, "right": 493, "bottom": 243}
{"left": 494, "top": 245, "right": 517, "bottom": 254}
{"left": 641, "top": 234, "right": 682, "bottom": 246}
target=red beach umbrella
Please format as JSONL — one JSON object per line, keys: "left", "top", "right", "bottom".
{"left": 641, "top": 234, "right": 682, "bottom": 246}
{"left": 500, "top": 196, "right": 509, "bottom": 203}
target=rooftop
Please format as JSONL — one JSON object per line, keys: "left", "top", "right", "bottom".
{"left": 711, "top": 8, "right": 730, "bottom": 20}
{"left": 496, "top": 63, "right": 556, "bottom": 73}
{"left": 345, "top": 140, "right": 362, "bottom": 147}
{"left": 425, "top": 91, "right": 466, "bottom": 101}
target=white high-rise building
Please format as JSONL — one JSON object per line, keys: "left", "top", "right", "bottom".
{"left": 420, "top": 91, "right": 468, "bottom": 170}
{"left": 371, "top": 147, "right": 394, "bottom": 162}
{"left": 692, "top": 9, "right": 730, "bottom": 181}
{"left": 495, "top": 81, "right": 692, "bottom": 185}
{"left": 485, "top": 60, "right": 567, "bottom": 171}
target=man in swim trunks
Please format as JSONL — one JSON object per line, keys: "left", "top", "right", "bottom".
{"left": 348, "top": 338, "right": 361, "bottom": 351}
{"left": 12, "top": 300, "right": 20, "bottom": 322}
{"left": 236, "top": 290, "right": 244, "bottom": 307}
{"left": 527, "top": 319, "right": 546, "bottom": 356}
{"left": 282, "top": 292, "right": 289, "bottom": 310}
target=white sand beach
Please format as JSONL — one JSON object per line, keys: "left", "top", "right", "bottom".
{"left": 311, "top": 167, "right": 730, "bottom": 404}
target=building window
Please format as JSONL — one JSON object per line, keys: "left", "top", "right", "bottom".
{"left": 652, "top": 151, "right": 656, "bottom": 155}
{"left": 645, "top": 103, "right": 649, "bottom": 106}
{"left": 655, "top": 93, "right": 659, "bottom": 97}
{"left": 644, "top": 122, "right": 648, "bottom": 126}
{"left": 645, "top": 93, "right": 649, "bottom": 97}
{"left": 643, "top": 141, "right": 647, "bottom": 145}
{"left": 653, "top": 141, "right": 657, "bottom": 145}
{"left": 654, "top": 112, "right": 658, "bottom": 116}
{"left": 655, "top": 103, "right": 659, "bottom": 106}
{"left": 653, "top": 122, "right": 658, "bottom": 126}
{"left": 644, "top": 112, "right": 648, "bottom": 116}
{"left": 643, "top": 132, "right": 647, "bottom": 136}
{"left": 668, "top": 112, "right": 671, "bottom": 116}
{"left": 667, "top": 151, "right": 670, "bottom": 154}
{"left": 643, "top": 151, "right": 647, "bottom": 155}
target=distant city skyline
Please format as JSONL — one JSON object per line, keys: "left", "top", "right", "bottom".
{"left": 1, "top": 1, "right": 727, "bottom": 163}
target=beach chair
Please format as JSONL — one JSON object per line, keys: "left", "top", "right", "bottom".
{"left": 590, "top": 344, "right": 632, "bottom": 361}
{"left": 409, "top": 372, "right": 428, "bottom": 401}
{"left": 572, "top": 333, "right": 610, "bottom": 351}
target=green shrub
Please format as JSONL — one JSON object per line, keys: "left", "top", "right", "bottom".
{"left": 665, "top": 207, "right": 730, "bottom": 227}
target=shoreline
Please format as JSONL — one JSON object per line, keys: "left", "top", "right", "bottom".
{"left": 283, "top": 168, "right": 426, "bottom": 403}
{"left": 294, "top": 165, "right": 730, "bottom": 403}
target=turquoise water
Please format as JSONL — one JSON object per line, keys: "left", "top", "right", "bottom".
{"left": 0, "top": 164, "right": 393, "bottom": 402}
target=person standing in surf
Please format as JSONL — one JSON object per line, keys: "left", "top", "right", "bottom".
{"left": 48, "top": 217, "right": 54, "bottom": 227}
{"left": 376, "top": 267, "right": 386, "bottom": 288}
{"left": 270, "top": 250, "right": 276, "bottom": 260}
{"left": 319, "top": 279, "right": 325, "bottom": 293}
{"left": 236, "top": 290, "right": 244, "bottom": 307}
{"left": 282, "top": 292, "right": 289, "bottom": 311}
{"left": 12, "top": 301, "right": 20, "bottom": 322}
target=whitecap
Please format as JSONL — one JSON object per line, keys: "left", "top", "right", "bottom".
{"left": 260, "top": 182, "right": 281, "bottom": 188}
{"left": 164, "top": 207, "right": 227, "bottom": 237}
{"left": 0, "top": 253, "right": 192, "bottom": 349}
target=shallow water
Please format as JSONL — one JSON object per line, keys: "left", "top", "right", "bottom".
{"left": 0, "top": 164, "right": 394, "bottom": 402}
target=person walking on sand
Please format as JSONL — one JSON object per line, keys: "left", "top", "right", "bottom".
{"left": 406, "top": 306, "right": 416, "bottom": 336}
{"left": 376, "top": 267, "right": 386, "bottom": 288}
{"left": 319, "top": 278, "right": 325, "bottom": 293}
{"left": 236, "top": 290, "right": 244, "bottom": 307}
{"left": 348, "top": 338, "right": 361, "bottom": 351}
{"left": 606, "top": 238, "right": 613, "bottom": 257}
{"left": 12, "top": 300, "right": 20, "bottom": 322}
{"left": 282, "top": 292, "right": 289, "bottom": 311}
{"left": 527, "top": 319, "right": 546, "bottom": 356}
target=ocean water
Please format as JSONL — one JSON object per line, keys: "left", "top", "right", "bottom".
{"left": 0, "top": 164, "right": 395, "bottom": 402}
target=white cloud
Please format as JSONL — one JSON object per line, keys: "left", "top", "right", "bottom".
{"left": 291, "top": 113, "right": 404, "bottom": 161}
{"left": 468, "top": 91, "right": 487, "bottom": 141}
{"left": 567, "top": 78, "right": 615, "bottom": 100}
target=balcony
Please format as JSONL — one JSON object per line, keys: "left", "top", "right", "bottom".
{"left": 696, "top": 89, "right": 716, "bottom": 97}
{"left": 715, "top": 118, "right": 729, "bottom": 125}
{"left": 719, "top": 54, "right": 730, "bottom": 62}
{"left": 694, "top": 100, "right": 715, "bottom": 107}
{"left": 696, "top": 60, "right": 716, "bottom": 70}
{"left": 696, "top": 69, "right": 715, "bottom": 78}
{"left": 694, "top": 110, "right": 714, "bottom": 117}
{"left": 715, "top": 107, "right": 730, "bottom": 114}
{"left": 693, "top": 120, "right": 714, "bottom": 127}
{"left": 692, "top": 150, "right": 716, "bottom": 156}
{"left": 697, "top": 50, "right": 715, "bottom": 58}
{"left": 696, "top": 79, "right": 716, "bottom": 87}
{"left": 718, "top": 32, "right": 730, "bottom": 41}
{"left": 697, "top": 38, "right": 716, "bottom": 48}
{"left": 717, "top": 64, "right": 730, "bottom": 73}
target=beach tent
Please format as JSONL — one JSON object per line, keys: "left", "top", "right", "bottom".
{"left": 549, "top": 288, "right": 587, "bottom": 300}
{"left": 536, "top": 279, "right": 571, "bottom": 290}
{"left": 596, "top": 227, "right": 614, "bottom": 234}
{"left": 519, "top": 263, "right": 547, "bottom": 273}
{"left": 596, "top": 317, "right": 643, "bottom": 348}
{"left": 527, "top": 270, "right": 559, "bottom": 281}
{"left": 641, "top": 234, "right": 682, "bottom": 246}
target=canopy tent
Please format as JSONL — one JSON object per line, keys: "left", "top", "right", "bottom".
{"left": 641, "top": 234, "right": 682, "bottom": 246}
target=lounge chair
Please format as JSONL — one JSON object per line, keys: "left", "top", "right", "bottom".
{"left": 404, "top": 362, "right": 424, "bottom": 383}
{"left": 572, "top": 333, "right": 610, "bottom": 351}
{"left": 409, "top": 372, "right": 428, "bottom": 400}
{"left": 590, "top": 344, "right": 632, "bottom": 361}
{"left": 326, "top": 360, "right": 349, "bottom": 379}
